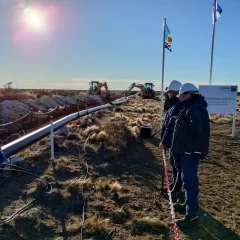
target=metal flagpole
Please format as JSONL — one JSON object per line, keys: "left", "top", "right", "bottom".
{"left": 160, "top": 18, "right": 166, "bottom": 195}
{"left": 209, "top": 0, "right": 217, "bottom": 85}
{"left": 160, "top": 18, "right": 166, "bottom": 131}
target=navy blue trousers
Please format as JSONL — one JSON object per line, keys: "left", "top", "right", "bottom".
{"left": 170, "top": 152, "right": 182, "bottom": 193}
{"left": 181, "top": 154, "right": 200, "bottom": 218}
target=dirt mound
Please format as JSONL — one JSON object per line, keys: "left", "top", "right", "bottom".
{"left": 0, "top": 92, "right": 124, "bottom": 139}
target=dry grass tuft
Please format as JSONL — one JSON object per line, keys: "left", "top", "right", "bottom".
{"left": 67, "top": 177, "right": 93, "bottom": 195}
{"left": 210, "top": 114, "right": 232, "bottom": 123}
{"left": 127, "top": 119, "right": 138, "bottom": 127}
{"left": 131, "top": 126, "right": 139, "bottom": 134}
{"left": 115, "top": 106, "right": 124, "bottom": 112}
{"left": 59, "top": 188, "right": 71, "bottom": 199}
{"left": 89, "top": 133, "right": 97, "bottom": 141}
{"left": 63, "top": 140, "right": 78, "bottom": 150}
{"left": 96, "top": 178, "right": 111, "bottom": 190}
{"left": 113, "top": 114, "right": 124, "bottom": 121}
{"left": 131, "top": 216, "right": 168, "bottom": 235}
{"left": 66, "top": 133, "right": 80, "bottom": 141}
{"left": 66, "top": 216, "right": 82, "bottom": 233}
{"left": 85, "top": 125, "right": 101, "bottom": 135}
{"left": 109, "top": 181, "right": 122, "bottom": 193}
{"left": 97, "top": 131, "right": 109, "bottom": 141}
{"left": 112, "top": 206, "right": 131, "bottom": 224}
{"left": 67, "top": 182, "right": 82, "bottom": 195}
{"left": 95, "top": 178, "right": 122, "bottom": 193}
{"left": 122, "top": 115, "right": 130, "bottom": 122}
{"left": 143, "top": 113, "right": 154, "bottom": 119}
{"left": 54, "top": 158, "right": 70, "bottom": 174}
{"left": 22, "top": 149, "right": 31, "bottom": 159}
{"left": 95, "top": 120, "right": 135, "bottom": 151}
{"left": 137, "top": 118, "right": 143, "bottom": 126}
{"left": 85, "top": 214, "right": 110, "bottom": 233}
{"left": 80, "top": 125, "right": 101, "bottom": 138}
{"left": 131, "top": 131, "right": 137, "bottom": 139}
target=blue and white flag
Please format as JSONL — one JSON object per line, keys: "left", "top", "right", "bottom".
{"left": 212, "top": 1, "right": 222, "bottom": 24}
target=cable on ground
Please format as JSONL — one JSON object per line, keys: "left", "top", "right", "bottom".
{"left": 79, "top": 133, "right": 92, "bottom": 240}
{"left": 162, "top": 150, "right": 180, "bottom": 240}
{"left": 0, "top": 163, "right": 52, "bottom": 225}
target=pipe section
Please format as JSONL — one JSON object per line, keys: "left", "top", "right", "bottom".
{"left": 1, "top": 98, "right": 128, "bottom": 158}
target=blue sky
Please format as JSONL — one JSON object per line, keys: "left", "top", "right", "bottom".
{"left": 0, "top": 0, "right": 239, "bottom": 90}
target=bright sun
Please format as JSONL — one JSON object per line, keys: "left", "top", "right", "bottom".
{"left": 24, "top": 8, "right": 45, "bottom": 31}
{"left": 29, "top": 14, "right": 43, "bottom": 28}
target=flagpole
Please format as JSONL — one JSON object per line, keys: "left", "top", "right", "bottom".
{"left": 209, "top": 0, "right": 217, "bottom": 85}
{"left": 160, "top": 18, "right": 166, "bottom": 131}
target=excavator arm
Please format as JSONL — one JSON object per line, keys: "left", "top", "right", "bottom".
{"left": 96, "top": 82, "right": 109, "bottom": 94}
{"left": 126, "top": 83, "right": 145, "bottom": 93}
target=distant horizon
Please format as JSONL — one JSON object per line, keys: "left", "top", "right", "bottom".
{"left": 0, "top": 83, "right": 239, "bottom": 93}
{"left": 1, "top": 81, "right": 239, "bottom": 92}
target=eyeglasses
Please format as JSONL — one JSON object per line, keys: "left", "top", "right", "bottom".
{"left": 180, "top": 91, "right": 199, "bottom": 96}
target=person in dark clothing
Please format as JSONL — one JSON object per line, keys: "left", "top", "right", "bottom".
{"left": 161, "top": 101, "right": 183, "bottom": 199}
{"left": 159, "top": 80, "right": 182, "bottom": 198}
{"left": 164, "top": 87, "right": 170, "bottom": 111}
{"left": 171, "top": 83, "right": 210, "bottom": 228}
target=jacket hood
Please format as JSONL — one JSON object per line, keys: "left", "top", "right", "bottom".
{"left": 168, "top": 96, "right": 179, "bottom": 108}
{"left": 181, "top": 94, "right": 208, "bottom": 109}
{"left": 194, "top": 94, "right": 208, "bottom": 107}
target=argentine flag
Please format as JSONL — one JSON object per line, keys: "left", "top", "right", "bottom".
{"left": 212, "top": 1, "right": 222, "bottom": 24}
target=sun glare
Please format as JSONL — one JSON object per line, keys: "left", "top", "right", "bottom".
{"left": 24, "top": 8, "right": 45, "bottom": 31}
{"left": 29, "top": 14, "right": 43, "bottom": 28}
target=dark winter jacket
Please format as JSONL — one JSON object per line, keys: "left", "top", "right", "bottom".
{"left": 161, "top": 96, "right": 181, "bottom": 148}
{"left": 164, "top": 93, "right": 170, "bottom": 111}
{"left": 171, "top": 95, "right": 210, "bottom": 159}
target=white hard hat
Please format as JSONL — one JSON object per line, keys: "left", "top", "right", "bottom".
{"left": 179, "top": 83, "right": 199, "bottom": 95}
{"left": 166, "top": 80, "right": 182, "bottom": 92}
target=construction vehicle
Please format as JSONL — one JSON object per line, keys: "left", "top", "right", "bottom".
{"left": 126, "top": 82, "right": 155, "bottom": 99}
{"left": 89, "top": 81, "right": 110, "bottom": 100}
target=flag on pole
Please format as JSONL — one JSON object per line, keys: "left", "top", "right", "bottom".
{"left": 164, "top": 24, "right": 172, "bottom": 52}
{"left": 212, "top": 1, "right": 222, "bottom": 24}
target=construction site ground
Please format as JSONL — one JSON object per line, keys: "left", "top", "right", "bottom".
{"left": 0, "top": 95, "right": 240, "bottom": 240}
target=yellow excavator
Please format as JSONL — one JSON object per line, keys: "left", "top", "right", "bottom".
{"left": 89, "top": 81, "right": 110, "bottom": 100}
{"left": 126, "top": 82, "right": 155, "bottom": 99}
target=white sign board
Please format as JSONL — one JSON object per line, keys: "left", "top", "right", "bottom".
{"left": 199, "top": 85, "right": 238, "bottom": 114}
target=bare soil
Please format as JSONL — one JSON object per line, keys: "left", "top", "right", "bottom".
{"left": 0, "top": 95, "right": 239, "bottom": 240}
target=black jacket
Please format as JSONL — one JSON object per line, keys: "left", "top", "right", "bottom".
{"left": 164, "top": 93, "right": 170, "bottom": 111}
{"left": 161, "top": 96, "right": 181, "bottom": 148}
{"left": 171, "top": 95, "right": 210, "bottom": 159}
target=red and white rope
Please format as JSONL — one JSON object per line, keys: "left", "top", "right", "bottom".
{"left": 0, "top": 112, "right": 30, "bottom": 127}
{"left": 162, "top": 150, "right": 180, "bottom": 240}
{"left": 33, "top": 107, "right": 58, "bottom": 115}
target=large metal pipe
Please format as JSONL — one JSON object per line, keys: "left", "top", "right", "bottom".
{"left": 1, "top": 98, "right": 128, "bottom": 158}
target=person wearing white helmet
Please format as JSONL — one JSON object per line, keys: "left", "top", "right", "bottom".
{"left": 171, "top": 83, "right": 210, "bottom": 228}
{"left": 159, "top": 80, "right": 183, "bottom": 199}
{"left": 164, "top": 87, "right": 170, "bottom": 111}
{"left": 163, "top": 80, "right": 182, "bottom": 111}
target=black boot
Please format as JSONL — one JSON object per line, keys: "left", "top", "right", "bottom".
{"left": 170, "top": 191, "right": 178, "bottom": 203}
{"left": 173, "top": 202, "right": 186, "bottom": 213}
